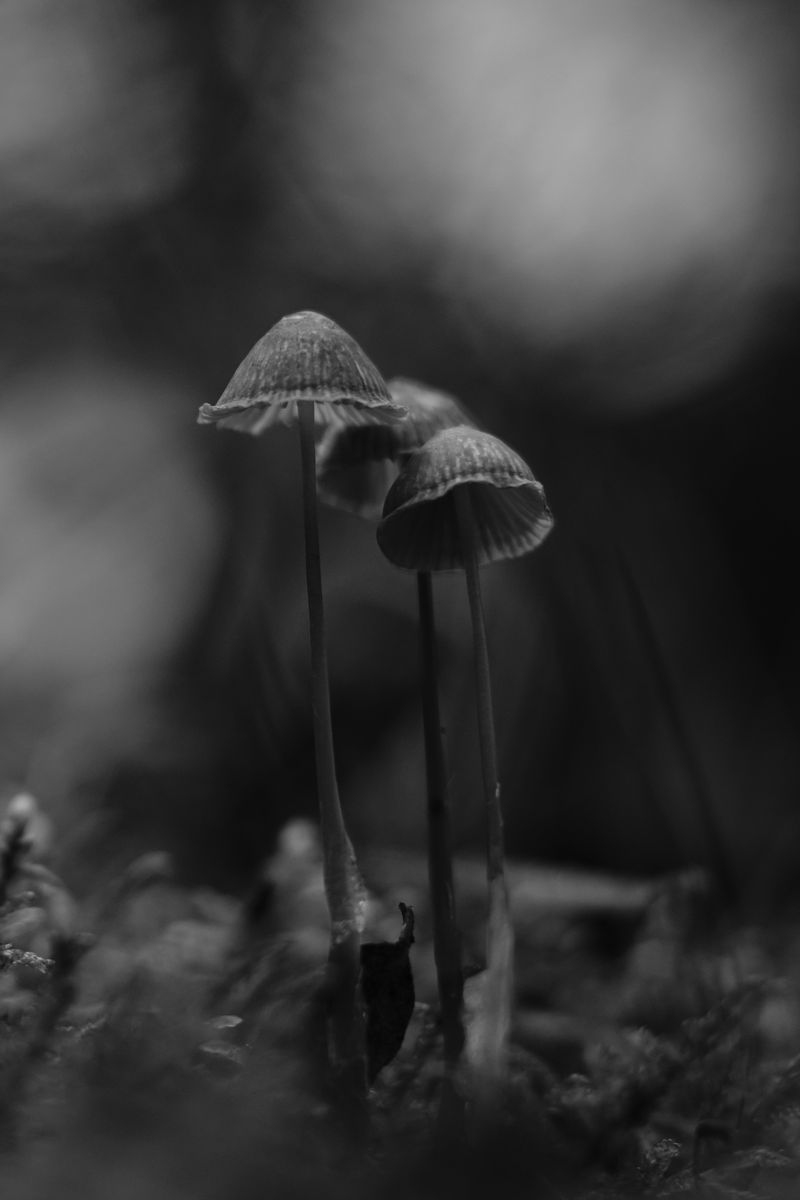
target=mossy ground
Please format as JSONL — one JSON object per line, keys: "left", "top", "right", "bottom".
{"left": 2, "top": 806, "right": 800, "bottom": 1199}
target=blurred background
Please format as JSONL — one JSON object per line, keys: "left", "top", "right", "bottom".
{"left": 1, "top": 0, "right": 799, "bottom": 903}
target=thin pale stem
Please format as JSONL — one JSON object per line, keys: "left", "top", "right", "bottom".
{"left": 453, "top": 485, "right": 513, "bottom": 1084}
{"left": 298, "top": 402, "right": 366, "bottom": 1124}
{"left": 417, "top": 570, "right": 465, "bottom": 1077}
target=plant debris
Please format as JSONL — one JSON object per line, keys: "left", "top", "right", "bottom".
{"left": 360, "top": 902, "right": 416, "bottom": 1084}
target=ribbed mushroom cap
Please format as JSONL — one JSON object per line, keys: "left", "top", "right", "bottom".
{"left": 317, "top": 378, "right": 474, "bottom": 518}
{"left": 377, "top": 426, "right": 553, "bottom": 572}
{"left": 197, "top": 311, "right": 405, "bottom": 433}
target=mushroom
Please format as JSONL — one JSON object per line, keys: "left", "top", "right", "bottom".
{"left": 198, "top": 310, "right": 406, "bottom": 1111}
{"left": 377, "top": 425, "right": 553, "bottom": 1085}
{"left": 314, "top": 379, "right": 474, "bottom": 1084}
{"left": 316, "top": 378, "right": 473, "bottom": 1088}
{"left": 317, "top": 377, "right": 472, "bottom": 518}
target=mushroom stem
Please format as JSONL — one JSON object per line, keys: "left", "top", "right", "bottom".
{"left": 298, "top": 401, "right": 366, "bottom": 1117}
{"left": 453, "top": 484, "right": 514, "bottom": 1082}
{"left": 417, "top": 570, "right": 465, "bottom": 1076}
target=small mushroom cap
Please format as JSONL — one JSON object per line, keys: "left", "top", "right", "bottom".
{"left": 377, "top": 426, "right": 553, "bottom": 572}
{"left": 316, "top": 377, "right": 475, "bottom": 518}
{"left": 197, "top": 311, "right": 405, "bottom": 434}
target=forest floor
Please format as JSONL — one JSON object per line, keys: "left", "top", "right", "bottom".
{"left": 2, "top": 801, "right": 800, "bottom": 1200}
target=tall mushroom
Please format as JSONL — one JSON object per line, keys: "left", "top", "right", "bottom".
{"left": 377, "top": 425, "right": 553, "bottom": 1088}
{"left": 316, "top": 379, "right": 474, "bottom": 1096}
{"left": 198, "top": 310, "right": 406, "bottom": 1116}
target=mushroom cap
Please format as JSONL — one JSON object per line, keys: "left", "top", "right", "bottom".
{"left": 197, "top": 311, "right": 405, "bottom": 433}
{"left": 377, "top": 426, "right": 553, "bottom": 571}
{"left": 385, "top": 378, "right": 475, "bottom": 451}
{"left": 316, "top": 377, "right": 475, "bottom": 518}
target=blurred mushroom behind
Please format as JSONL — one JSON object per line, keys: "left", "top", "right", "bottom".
{"left": 317, "top": 377, "right": 474, "bottom": 518}
{"left": 198, "top": 310, "right": 406, "bottom": 1123}
{"left": 378, "top": 425, "right": 553, "bottom": 1090}
{"left": 317, "top": 379, "right": 475, "bottom": 1107}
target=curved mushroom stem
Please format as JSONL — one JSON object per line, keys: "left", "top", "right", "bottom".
{"left": 417, "top": 570, "right": 466, "bottom": 1107}
{"left": 453, "top": 485, "right": 514, "bottom": 1086}
{"left": 298, "top": 401, "right": 367, "bottom": 1122}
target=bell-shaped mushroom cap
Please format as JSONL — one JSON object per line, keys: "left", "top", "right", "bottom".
{"left": 317, "top": 377, "right": 475, "bottom": 518}
{"left": 377, "top": 426, "right": 553, "bottom": 572}
{"left": 197, "top": 311, "right": 406, "bottom": 434}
